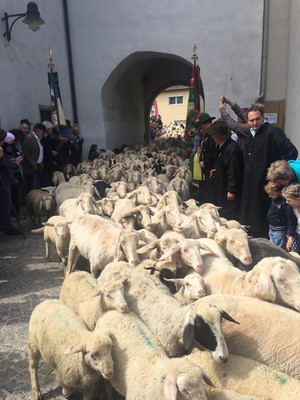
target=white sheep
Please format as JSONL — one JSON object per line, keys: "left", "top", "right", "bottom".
{"left": 96, "top": 310, "right": 214, "bottom": 400}
{"left": 59, "top": 192, "right": 102, "bottom": 222}
{"left": 60, "top": 270, "right": 129, "bottom": 330}
{"left": 214, "top": 226, "right": 252, "bottom": 266}
{"left": 204, "top": 294, "right": 300, "bottom": 379}
{"left": 26, "top": 189, "right": 56, "bottom": 227}
{"left": 187, "top": 348, "right": 300, "bottom": 400}
{"left": 31, "top": 215, "right": 70, "bottom": 265}
{"left": 99, "top": 262, "right": 239, "bottom": 362}
{"left": 67, "top": 214, "right": 143, "bottom": 277}
{"left": 168, "top": 177, "right": 190, "bottom": 201}
{"left": 28, "top": 299, "right": 114, "bottom": 400}
{"left": 199, "top": 238, "right": 300, "bottom": 311}
{"left": 164, "top": 273, "right": 206, "bottom": 304}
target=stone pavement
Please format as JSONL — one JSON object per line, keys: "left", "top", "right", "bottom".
{"left": 0, "top": 211, "right": 80, "bottom": 400}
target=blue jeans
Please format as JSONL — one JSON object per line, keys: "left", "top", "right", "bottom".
{"left": 269, "top": 229, "right": 287, "bottom": 249}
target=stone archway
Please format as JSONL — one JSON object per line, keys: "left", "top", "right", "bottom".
{"left": 101, "top": 51, "right": 192, "bottom": 149}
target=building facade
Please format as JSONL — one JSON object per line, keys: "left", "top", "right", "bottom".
{"left": 0, "top": 0, "right": 299, "bottom": 156}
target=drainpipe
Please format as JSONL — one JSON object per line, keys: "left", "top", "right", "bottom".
{"left": 256, "top": 0, "right": 269, "bottom": 102}
{"left": 62, "top": 0, "right": 78, "bottom": 124}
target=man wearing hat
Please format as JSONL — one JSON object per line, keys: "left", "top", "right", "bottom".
{"left": 191, "top": 112, "right": 217, "bottom": 203}
{"left": 22, "top": 123, "right": 47, "bottom": 192}
{"left": 206, "top": 118, "right": 244, "bottom": 220}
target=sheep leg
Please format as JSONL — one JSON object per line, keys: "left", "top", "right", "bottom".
{"left": 28, "top": 343, "right": 42, "bottom": 400}
{"left": 66, "top": 241, "right": 81, "bottom": 275}
{"left": 45, "top": 240, "right": 50, "bottom": 261}
{"left": 61, "top": 386, "right": 73, "bottom": 398}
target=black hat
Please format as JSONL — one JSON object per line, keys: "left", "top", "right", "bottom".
{"left": 198, "top": 112, "right": 216, "bottom": 124}
{"left": 20, "top": 118, "right": 31, "bottom": 126}
{"left": 33, "top": 123, "right": 47, "bottom": 133}
{"left": 206, "top": 118, "right": 231, "bottom": 137}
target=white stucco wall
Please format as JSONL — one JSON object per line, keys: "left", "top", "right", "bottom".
{"left": 286, "top": 0, "right": 300, "bottom": 153}
{"left": 0, "top": 0, "right": 264, "bottom": 155}
{"left": 0, "top": 0, "right": 72, "bottom": 130}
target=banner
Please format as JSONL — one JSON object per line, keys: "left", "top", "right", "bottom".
{"left": 48, "top": 71, "right": 66, "bottom": 127}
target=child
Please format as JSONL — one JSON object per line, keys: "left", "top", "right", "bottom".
{"left": 282, "top": 184, "right": 300, "bottom": 254}
{"left": 264, "top": 182, "right": 288, "bottom": 249}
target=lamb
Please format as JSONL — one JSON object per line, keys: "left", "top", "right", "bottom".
{"left": 234, "top": 237, "right": 300, "bottom": 270}
{"left": 119, "top": 204, "right": 155, "bottom": 230}
{"left": 150, "top": 204, "right": 184, "bottom": 237}
{"left": 168, "top": 177, "right": 190, "bottom": 200}
{"left": 156, "top": 189, "right": 186, "bottom": 210}
{"left": 28, "top": 299, "right": 114, "bottom": 400}
{"left": 99, "top": 262, "right": 239, "bottom": 362}
{"left": 96, "top": 310, "right": 213, "bottom": 400}
{"left": 214, "top": 226, "right": 252, "bottom": 267}
{"left": 164, "top": 273, "right": 206, "bottom": 304}
{"left": 60, "top": 271, "right": 129, "bottom": 330}
{"left": 67, "top": 214, "right": 143, "bottom": 277}
{"left": 31, "top": 215, "right": 70, "bottom": 265}
{"left": 186, "top": 348, "right": 300, "bottom": 400}
{"left": 52, "top": 170, "right": 66, "bottom": 186}
{"left": 204, "top": 294, "right": 300, "bottom": 379}
{"left": 59, "top": 192, "right": 102, "bottom": 222}
{"left": 26, "top": 189, "right": 56, "bottom": 227}
{"left": 199, "top": 238, "right": 300, "bottom": 311}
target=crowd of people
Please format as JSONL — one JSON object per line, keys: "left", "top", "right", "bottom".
{"left": 184, "top": 96, "right": 300, "bottom": 255}
{"left": 0, "top": 119, "right": 83, "bottom": 235}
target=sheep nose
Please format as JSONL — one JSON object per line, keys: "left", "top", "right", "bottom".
{"left": 102, "top": 369, "right": 114, "bottom": 380}
{"left": 243, "top": 256, "right": 253, "bottom": 265}
{"left": 198, "top": 290, "right": 205, "bottom": 297}
{"left": 121, "top": 305, "right": 129, "bottom": 313}
{"left": 195, "top": 264, "right": 203, "bottom": 273}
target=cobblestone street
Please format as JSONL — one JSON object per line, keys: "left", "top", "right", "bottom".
{"left": 0, "top": 213, "right": 74, "bottom": 400}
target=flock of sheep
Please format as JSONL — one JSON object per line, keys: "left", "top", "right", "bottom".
{"left": 27, "top": 138, "right": 300, "bottom": 400}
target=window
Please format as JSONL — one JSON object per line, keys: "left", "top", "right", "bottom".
{"left": 169, "top": 96, "right": 183, "bottom": 105}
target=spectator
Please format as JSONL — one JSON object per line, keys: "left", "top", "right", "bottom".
{"left": 40, "top": 121, "right": 63, "bottom": 187}
{"left": 239, "top": 103, "right": 298, "bottom": 238}
{"left": 191, "top": 112, "right": 217, "bottom": 203}
{"left": 149, "top": 115, "right": 157, "bottom": 140}
{"left": 264, "top": 181, "right": 288, "bottom": 249}
{"left": 22, "top": 123, "right": 46, "bottom": 192}
{"left": 282, "top": 184, "right": 300, "bottom": 254}
{"left": 206, "top": 118, "right": 244, "bottom": 220}
{"left": 267, "top": 159, "right": 300, "bottom": 186}
{"left": 19, "top": 119, "right": 31, "bottom": 139}
{"left": 88, "top": 144, "right": 99, "bottom": 162}
{"left": 3, "top": 132, "right": 23, "bottom": 216}
{"left": 0, "top": 129, "right": 22, "bottom": 235}
{"left": 219, "top": 96, "right": 250, "bottom": 157}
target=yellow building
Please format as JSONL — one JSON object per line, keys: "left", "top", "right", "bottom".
{"left": 154, "top": 85, "right": 189, "bottom": 127}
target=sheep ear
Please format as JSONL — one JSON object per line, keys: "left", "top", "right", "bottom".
{"left": 254, "top": 267, "right": 276, "bottom": 302}
{"left": 65, "top": 343, "right": 85, "bottom": 354}
{"left": 43, "top": 222, "right": 54, "bottom": 227}
{"left": 220, "top": 309, "right": 239, "bottom": 324}
{"left": 136, "top": 240, "right": 159, "bottom": 254}
{"left": 200, "top": 369, "right": 215, "bottom": 388}
{"left": 114, "top": 236, "right": 123, "bottom": 261}
{"left": 214, "top": 231, "right": 226, "bottom": 245}
{"left": 164, "top": 277, "right": 184, "bottom": 287}
{"left": 80, "top": 289, "right": 103, "bottom": 302}
{"left": 182, "top": 316, "right": 195, "bottom": 350}
{"left": 159, "top": 244, "right": 181, "bottom": 261}
{"left": 162, "top": 375, "right": 178, "bottom": 400}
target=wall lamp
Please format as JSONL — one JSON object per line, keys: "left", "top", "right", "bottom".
{"left": 2, "top": 2, "right": 45, "bottom": 42}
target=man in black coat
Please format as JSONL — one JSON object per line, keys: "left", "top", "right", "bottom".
{"left": 207, "top": 118, "right": 244, "bottom": 220}
{"left": 239, "top": 103, "right": 298, "bottom": 238}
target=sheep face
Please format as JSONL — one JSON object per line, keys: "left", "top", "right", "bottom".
{"left": 254, "top": 257, "right": 300, "bottom": 311}
{"left": 115, "top": 231, "right": 140, "bottom": 266}
{"left": 186, "top": 301, "right": 239, "bottom": 364}
{"left": 83, "top": 335, "right": 114, "bottom": 380}
{"left": 53, "top": 222, "right": 70, "bottom": 239}
{"left": 101, "top": 283, "right": 129, "bottom": 314}
{"left": 215, "top": 228, "right": 252, "bottom": 265}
